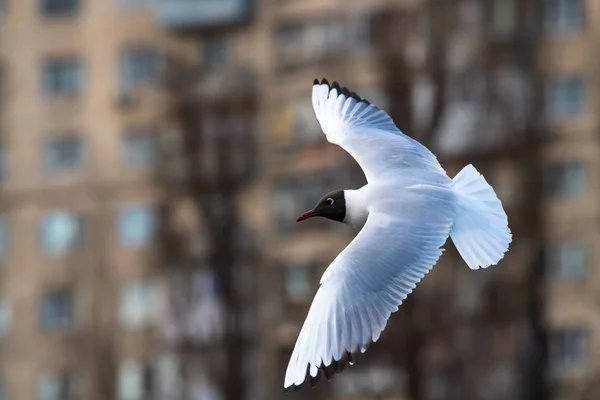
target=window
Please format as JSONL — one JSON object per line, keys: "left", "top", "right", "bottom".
{"left": 118, "top": 204, "right": 156, "bottom": 247}
{"left": 123, "top": 128, "right": 159, "bottom": 168}
{"left": 40, "top": 211, "right": 81, "bottom": 255}
{"left": 37, "top": 372, "right": 77, "bottom": 400}
{"left": 283, "top": 263, "right": 311, "bottom": 303}
{"left": 40, "top": 0, "right": 79, "bottom": 17}
{"left": 119, "top": 47, "right": 162, "bottom": 90}
{"left": 548, "top": 76, "right": 586, "bottom": 118}
{"left": 0, "top": 0, "right": 5, "bottom": 23}
{"left": 0, "top": 65, "right": 4, "bottom": 107}
{"left": 547, "top": 242, "right": 588, "bottom": 281}
{"left": 550, "top": 326, "right": 588, "bottom": 371}
{"left": 544, "top": 0, "right": 584, "bottom": 33}
{"left": 42, "top": 57, "right": 82, "bottom": 97}
{"left": 119, "top": 282, "right": 161, "bottom": 328}
{"left": 119, "top": 0, "right": 152, "bottom": 8}
{"left": 203, "top": 38, "right": 228, "bottom": 72}
{"left": 42, "top": 136, "right": 83, "bottom": 175}
{"left": 491, "top": 0, "right": 517, "bottom": 34}
{"left": 117, "top": 362, "right": 153, "bottom": 400}
{"left": 543, "top": 161, "right": 586, "bottom": 198}
{"left": 0, "top": 301, "right": 11, "bottom": 338}
{"left": 274, "top": 17, "right": 351, "bottom": 73}
{"left": 0, "top": 144, "right": 7, "bottom": 181}
{"left": 40, "top": 288, "right": 75, "bottom": 333}
{"left": 0, "top": 217, "right": 7, "bottom": 258}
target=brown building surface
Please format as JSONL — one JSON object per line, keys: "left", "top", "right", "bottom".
{"left": 1, "top": 0, "right": 599, "bottom": 400}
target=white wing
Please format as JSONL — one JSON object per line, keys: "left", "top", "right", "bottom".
{"left": 283, "top": 79, "right": 457, "bottom": 390}
{"left": 284, "top": 205, "right": 455, "bottom": 390}
{"left": 312, "top": 78, "right": 448, "bottom": 185}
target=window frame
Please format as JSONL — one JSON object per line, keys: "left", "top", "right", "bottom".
{"left": 118, "top": 46, "right": 163, "bottom": 92}
{"left": 41, "top": 135, "right": 84, "bottom": 176}
{"left": 546, "top": 241, "right": 588, "bottom": 281}
{"left": 41, "top": 56, "right": 82, "bottom": 98}
{"left": 40, "top": 288, "right": 75, "bottom": 334}
{"left": 542, "top": 161, "right": 586, "bottom": 199}
{"left": 118, "top": 204, "right": 157, "bottom": 248}
{"left": 547, "top": 75, "right": 586, "bottom": 119}
{"left": 39, "top": 210, "right": 82, "bottom": 256}
{"left": 123, "top": 128, "right": 159, "bottom": 168}
{"left": 544, "top": 0, "right": 585, "bottom": 33}
{"left": 549, "top": 326, "right": 588, "bottom": 371}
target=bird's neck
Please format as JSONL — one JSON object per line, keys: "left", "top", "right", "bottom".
{"left": 343, "top": 187, "right": 369, "bottom": 230}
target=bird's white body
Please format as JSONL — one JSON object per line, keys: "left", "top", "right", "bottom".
{"left": 341, "top": 188, "right": 370, "bottom": 229}
{"left": 283, "top": 79, "right": 512, "bottom": 391}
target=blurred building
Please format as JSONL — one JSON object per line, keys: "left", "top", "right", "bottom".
{"left": 0, "top": 1, "right": 197, "bottom": 399}
{"left": 1, "top": 0, "right": 600, "bottom": 400}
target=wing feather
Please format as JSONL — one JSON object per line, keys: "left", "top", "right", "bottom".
{"left": 284, "top": 209, "right": 454, "bottom": 390}
{"left": 283, "top": 79, "right": 458, "bottom": 391}
{"left": 311, "top": 78, "right": 448, "bottom": 184}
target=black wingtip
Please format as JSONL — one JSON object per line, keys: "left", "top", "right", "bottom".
{"left": 313, "top": 78, "right": 319, "bottom": 85}
{"left": 320, "top": 78, "right": 329, "bottom": 86}
{"left": 284, "top": 382, "right": 303, "bottom": 393}
{"left": 331, "top": 81, "right": 341, "bottom": 92}
{"left": 309, "top": 370, "right": 322, "bottom": 387}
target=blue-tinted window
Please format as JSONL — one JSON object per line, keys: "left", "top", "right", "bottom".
{"left": 0, "top": 301, "right": 11, "bottom": 339}
{"left": 42, "top": 136, "right": 83, "bottom": 175}
{"left": 284, "top": 263, "right": 311, "bottom": 303}
{"left": 547, "top": 242, "right": 588, "bottom": 281}
{"left": 545, "top": 0, "right": 584, "bottom": 33}
{"left": 203, "top": 38, "right": 228, "bottom": 72}
{"left": 119, "top": 205, "right": 156, "bottom": 247}
{"left": 550, "top": 326, "right": 588, "bottom": 371}
{"left": 40, "top": 211, "right": 81, "bottom": 255}
{"left": 548, "top": 76, "right": 586, "bottom": 118}
{"left": 123, "top": 129, "right": 159, "bottom": 167}
{"left": 0, "top": 65, "right": 4, "bottom": 107}
{"left": 42, "top": 58, "right": 82, "bottom": 97}
{"left": 0, "top": 145, "right": 7, "bottom": 182}
{"left": 40, "top": 288, "right": 74, "bottom": 333}
{"left": 40, "top": 0, "right": 79, "bottom": 16}
{"left": 119, "top": 47, "right": 162, "bottom": 91}
{"left": 119, "top": 0, "right": 152, "bottom": 8}
{"left": 38, "top": 372, "right": 76, "bottom": 400}
{"left": 119, "top": 282, "right": 161, "bottom": 328}
{"left": 0, "top": 217, "right": 7, "bottom": 257}
{"left": 117, "top": 362, "right": 143, "bottom": 400}
{"left": 543, "top": 161, "right": 586, "bottom": 198}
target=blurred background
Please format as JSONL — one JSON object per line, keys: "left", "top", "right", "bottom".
{"left": 0, "top": 0, "right": 596, "bottom": 399}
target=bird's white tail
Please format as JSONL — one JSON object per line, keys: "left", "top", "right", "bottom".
{"left": 450, "top": 164, "right": 512, "bottom": 270}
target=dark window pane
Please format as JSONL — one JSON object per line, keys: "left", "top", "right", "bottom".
{"left": 40, "top": 289, "right": 74, "bottom": 333}
{"left": 40, "top": 0, "right": 78, "bottom": 16}
{"left": 543, "top": 162, "right": 586, "bottom": 198}
{"left": 42, "top": 136, "right": 83, "bottom": 175}
{"left": 123, "top": 128, "right": 159, "bottom": 167}
{"left": 119, "top": 47, "right": 162, "bottom": 90}
{"left": 42, "top": 58, "right": 82, "bottom": 97}
{"left": 550, "top": 327, "right": 588, "bottom": 371}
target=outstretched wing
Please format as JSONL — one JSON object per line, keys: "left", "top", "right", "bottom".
{"left": 284, "top": 205, "right": 454, "bottom": 391}
{"left": 312, "top": 78, "right": 448, "bottom": 185}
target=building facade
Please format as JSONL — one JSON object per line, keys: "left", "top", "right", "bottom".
{"left": 1, "top": 0, "right": 599, "bottom": 400}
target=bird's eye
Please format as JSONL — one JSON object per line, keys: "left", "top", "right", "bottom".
{"left": 326, "top": 198, "right": 334, "bottom": 205}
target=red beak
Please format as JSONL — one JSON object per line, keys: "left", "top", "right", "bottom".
{"left": 297, "top": 210, "right": 316, "bottom": 222}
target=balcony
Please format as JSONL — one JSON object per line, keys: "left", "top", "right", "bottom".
{"left": 156, "top": 0, "right": 250, "bottom": 32}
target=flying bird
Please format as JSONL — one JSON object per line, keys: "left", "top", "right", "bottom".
{"left": 284, "top": 79, "right": 512, "bottom": 391}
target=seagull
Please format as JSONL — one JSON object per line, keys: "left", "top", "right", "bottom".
{"left": 284, "top": 79, "right": 512, "bottom": 391}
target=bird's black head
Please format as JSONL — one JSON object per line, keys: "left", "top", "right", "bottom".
{"left": 297, "top": 190, "right": 346, "bottom": 223}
